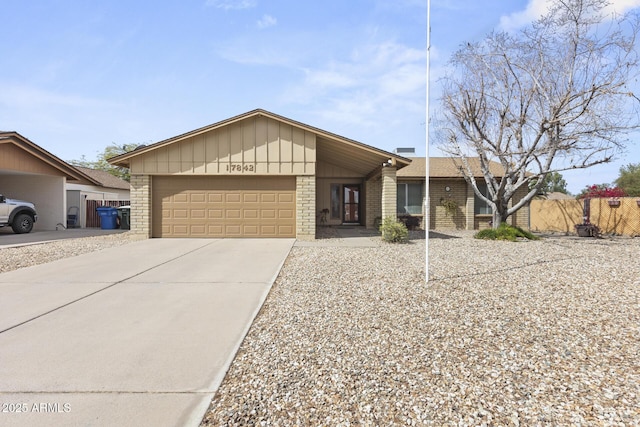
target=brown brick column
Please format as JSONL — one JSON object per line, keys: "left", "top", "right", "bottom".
{"left": 296, "top": 175, "right": 315, "bottom": 240}
{"left": 381, "top": 166, "right": 397, "bottom": 220}
{"left": 466, "top": 181, "right": 475, "bottom": 230}
{"left": 130, "top": 174, "right": 152, "bottom": 238}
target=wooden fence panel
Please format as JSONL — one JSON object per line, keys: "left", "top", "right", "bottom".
{"left": 86, "top": 200, "right": 130, "bottom": 228}
{"left": 531, "top": 197, "right": 640, "bottom": 236}
{"left": 530, "top": 199, "right": 583, "bottom": 233}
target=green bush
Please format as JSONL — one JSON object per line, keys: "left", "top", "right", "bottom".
{"left": 474, "top": 223, "right": 539, "bottom": 241}
{"left": 379, "top": 217, "right": 409, "bottom": 243}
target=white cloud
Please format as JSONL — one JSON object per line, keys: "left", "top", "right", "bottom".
{"left": 283, "top": 42, "right": 426, "bottom": 132}
{"left": 498, "top": 0, "right": 550, "bottom": 32}
{"left": 499, "top": 0, "right": 640, "bottom": 32}
{"left": 205, "top": 0, "right": 257, "bottom": 10}
{"left": 257, "top": 14, "right": 277, "bottom": 29}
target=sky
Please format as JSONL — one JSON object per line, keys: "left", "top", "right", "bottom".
{"left": 1, "top": 0, "right": 639, "bottom": 194}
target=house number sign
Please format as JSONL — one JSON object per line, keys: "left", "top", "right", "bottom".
{"left": 226, "top": 164, "right": 255, "bottom": 172}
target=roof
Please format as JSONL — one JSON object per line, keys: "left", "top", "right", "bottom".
{"left": 108, "top": 109, "right": 412, "bottom": 174}
{"left": 74, "top": 166, "right": 130, "bottom": 190}
{"left": 0, "top": 131, "right": 99, "bottom": 184}
{"left": 544, "top": 191, "right": 574, "bottom": 200}
{"left": 397, "top": 157, "right": 508, "bottom": 178}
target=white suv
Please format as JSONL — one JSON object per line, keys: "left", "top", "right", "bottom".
{"left": 0, "top": 194, "right": 38, "bottom": 234}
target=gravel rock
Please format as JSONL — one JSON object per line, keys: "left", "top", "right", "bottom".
{"left": 201, "top": 232, "right": 640, "bottom": 426}
{"left": 1, "top": 231, "right": 637, "bottom": 425}
{"left": 0, "top": 232, "right": 144, "bottom": 273}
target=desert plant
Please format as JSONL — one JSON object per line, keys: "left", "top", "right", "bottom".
{"left": 474, "top": 223, "right": 539, "bottom": 242}
{"left": 379, "top": 217, "right": 409, "bottom": 243}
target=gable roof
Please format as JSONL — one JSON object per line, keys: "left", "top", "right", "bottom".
{"left": 0, "top": 131, "right": 99, "bottom": 184}
{"left": 74, "top": 166, "right": 130, "bottom": 190}
{"left": 398, "top": 157, "right": 508, "bottom": 179}
{"left": 108, "top": 109, "right": 412, "bottom": 174}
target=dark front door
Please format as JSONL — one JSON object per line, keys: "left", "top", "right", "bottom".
{"left": 343, "top": 185, "right": 360, "bottom": 223}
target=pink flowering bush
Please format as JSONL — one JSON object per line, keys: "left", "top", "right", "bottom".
{"left": 577, "top": 184, "right": 627, "bottom": 199}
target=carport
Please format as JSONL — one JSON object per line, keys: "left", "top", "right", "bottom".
{"left": 0, "top": 132, "right": 98, "bottom": 231}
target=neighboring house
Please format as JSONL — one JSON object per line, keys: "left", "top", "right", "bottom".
{"left": 397, "top": 155, "right": 530, "bottom": 230}
{"left": 0, "top": 131, "right": 99, "bottom": 231}
{"left": 66, "top": 167, "right": 131, "bottom": 228}
{"left": 109, "top": 109, "right": 412, "bottom": 239}
{"left": 541, "top": 191, "right": 574, "bottom": 200}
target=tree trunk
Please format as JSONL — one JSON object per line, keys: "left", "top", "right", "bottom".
{"left": 492, "top": 203, "right": 510, "bottom": 229}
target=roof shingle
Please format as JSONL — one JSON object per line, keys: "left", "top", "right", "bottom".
{"left": 74, "top": 167, "right": 130, "bottom": 190}
{"left": 398, "top": 157, "right": 507, "bottom": 178}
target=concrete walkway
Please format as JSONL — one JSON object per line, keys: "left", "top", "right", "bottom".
{"left": 0, "top": 238, "right": 294, "bottom": 427}
{"left": 295, "top": 226, "right": 381, "bottom": 247}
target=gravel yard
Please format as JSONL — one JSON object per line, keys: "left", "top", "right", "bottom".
{"left": 1, "top": 231, "right": 638, "bottom": 425}
{"left": 0, "top": 232, "right": 144, "bottom": 273}
{"left": 201, "top": 231, "right": 640, "bottom": 426}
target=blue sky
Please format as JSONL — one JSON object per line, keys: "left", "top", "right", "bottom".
{"left": 1, "top": 0, "right": 639, "bottom": 194}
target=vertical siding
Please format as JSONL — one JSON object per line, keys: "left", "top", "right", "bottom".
{"left": 130, "top": 116, "right": 316, "bottom": 175}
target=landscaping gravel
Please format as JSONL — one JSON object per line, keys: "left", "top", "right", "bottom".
{"left": 0, "top": 232, "right": 144, "bottom": 273}
{"left": 1, "top": 231, "right": 638, "bottom": 425}
{"left": 201, "top": 231, "right": 640, "bottom": 426}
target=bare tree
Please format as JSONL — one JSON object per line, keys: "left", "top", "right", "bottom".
{"left": 439, "top": 0, "right": 640, "bottom": 228}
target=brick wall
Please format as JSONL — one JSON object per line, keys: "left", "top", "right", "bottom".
{"left": 130, "top": 174, "right": 151, "bottom": 237}
{"left": 365, "top": 177, "right": 382, "bottom": 228}
{"left": 296, "top": 176, "right": 315, "bottom": 240}
{"left": 381, "top": 166, "right": 397, "bottom": 220}
{"left": 429, "top": 179, "right": 467, "bottom": 229}
{"left": 510, "top": 186, "right": 530, "bottom": 229}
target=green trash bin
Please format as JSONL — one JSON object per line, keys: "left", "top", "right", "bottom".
{"left": 117, "top": 206, "right": 131, "bottom": 230}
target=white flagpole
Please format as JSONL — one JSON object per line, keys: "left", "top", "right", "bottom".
{"left": 425, "top": 0, "right": 431, "bottom": 283}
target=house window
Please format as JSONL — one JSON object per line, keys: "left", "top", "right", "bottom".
{"left": 397, "top": 183, "right": 423, "bottom": 215}
{"left": 474, "top": 182, "right": 492, "bottom": 215}
{"left": 330, "top": 184, "right": 341, "bottom": 219}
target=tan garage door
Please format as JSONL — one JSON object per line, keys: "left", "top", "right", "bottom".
{"left": 153, "top": 176, "right": 296, "bottom": 238}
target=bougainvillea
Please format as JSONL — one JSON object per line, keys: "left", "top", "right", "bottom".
{"left": 577, "top": 184, "right": 627, "bottom": 199}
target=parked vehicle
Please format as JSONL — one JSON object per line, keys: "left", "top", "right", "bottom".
{"left": 0, "top": 194, "right": 37, "bottom": 233}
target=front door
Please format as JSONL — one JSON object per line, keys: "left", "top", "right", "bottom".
{"left": 343, "top": 185, "right": 360, "bottom": 223}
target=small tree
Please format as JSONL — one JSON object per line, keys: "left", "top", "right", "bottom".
{"left": 615, "top": 162, "right": 640, "bottom": 196}
{"left": 529, "top": 171, "right": 569, "bottom": 195}
{"left": 69, "top": 143, "right": 139, "bottom": 182}
{"left": 439, "top": 0, "right": 640, "bottom": 228}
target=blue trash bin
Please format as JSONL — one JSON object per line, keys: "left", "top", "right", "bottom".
{"left": 96, "top": 207, "right": 118, "bottom": 230}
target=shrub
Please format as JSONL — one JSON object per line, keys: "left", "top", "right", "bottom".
{"left": 379, "top": 217, "right": 409, "bottom": 243}
{"left": 474, "top": 223, "right": 539, "bottom": 242}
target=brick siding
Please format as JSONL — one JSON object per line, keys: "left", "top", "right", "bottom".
{"left": 296, "top": 176, "right": 315, "bottom": 240}
{"left": 130, "top": 174, "right": 151, "bottom": 237}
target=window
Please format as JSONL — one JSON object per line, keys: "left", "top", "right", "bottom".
{"left": 397, "top": 183, "right": 423, "bottom": 215}
{"left": 330, "top": 184, "right": 341, "bottom": 219}
{"left": 474, "top": 183, "right": 492, "bottom": 215}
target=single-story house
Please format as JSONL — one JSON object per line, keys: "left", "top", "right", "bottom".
{"left": 66, "top": 167, "right": 131, "bottom": 228}
{"left": 396, "top": 155, "right": 530, "bottom": 230}
{"left": 109, "top": 109, "right": 412, "bottom": 239}
{"left": 0, "top": 131, "right": 99, "bottom": 230}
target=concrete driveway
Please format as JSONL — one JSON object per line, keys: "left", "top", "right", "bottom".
{"left": 0, "top": 228, "right": 126, "bottom": 248}
{"left": 0, "top": 238, "right": 294, "bottom": 427}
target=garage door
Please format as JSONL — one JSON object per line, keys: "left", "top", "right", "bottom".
{"left": 152, "top": 176, "right": 296, "bottom": 238}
